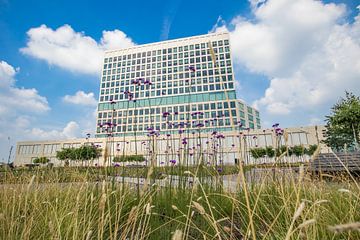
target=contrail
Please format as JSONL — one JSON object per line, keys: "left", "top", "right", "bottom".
{"left": 160, "top": 0, "right": 182, "bottom": 40}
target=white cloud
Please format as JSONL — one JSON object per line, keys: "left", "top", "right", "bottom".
{"left": 25, "top": 121, "right": 80, "bottom": 140}
{"left": 213, "top": 0, "right": 360, "bottom": 122}
{"left": 100, "top": 29, "right": 134, "bottom": 50}
{"left": 0, "top": 60, "right": 53, "bottom": 161}
{"left": 209, "top": 16, "right": 228, "bottom": 33}
{"left": 20, "top": 24, "right": 135, "bottom": 75}
{"left": 249, "top": 0, "right": 267, "bottom": 9}
{"left": 0, "top": 60, "right": 16, "bottom": 87}
{"left": 0, "top": 61, "right": 93, "bottom": 162}
{"left": 63, "top": 90, "right": 97, "bottom": 106}
{"left": 0, "top": 61, "right": 50, "bottom": 115}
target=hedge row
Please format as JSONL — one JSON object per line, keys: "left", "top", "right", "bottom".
{"left": 56, "top": 145, "right": 102, "bottom": 161}
{"left": 32, "top": 157, "right": 50, "bottom": 164}
{"left": 113, "top": 155, "right": 145, "bottom": 162}
{"left": 250, "top": 144, "right": 318, "bottom": 159}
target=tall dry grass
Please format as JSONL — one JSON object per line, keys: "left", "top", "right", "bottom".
{"left": 0, "top": 164, "right": 359, "bottom": 239}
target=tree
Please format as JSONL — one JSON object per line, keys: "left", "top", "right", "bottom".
{"left": 250, "top": 148, "right": 266, "bottom": 159}
{"left": 265, "top": 146, "right": 275, "bottom": 158}
{"left": 77, "top": 145, "right": 102, "bottom": 162}
{"left": 323, "top": 92, "right": 360, "bottom": 151}
{"left": 305, "top": 145, "right": 318, "bottom": 156}
{"left": 56, "top": 145, "right": 102, "bottom": 166}
{"left": 291, "top": 145, "right": 305, "bottom": 157}
{"left": 56, "top": 148, "right": 74, "bottom": 166}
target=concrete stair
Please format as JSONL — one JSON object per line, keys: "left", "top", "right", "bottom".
{"left": 311, "top": 152, "right": 360, "bottom": 172}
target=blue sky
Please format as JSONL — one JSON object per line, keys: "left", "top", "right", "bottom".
{"left": 0, "top": 0, "right": 360, "bottom": 161}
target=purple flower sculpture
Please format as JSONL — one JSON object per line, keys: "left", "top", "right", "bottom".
{"left": 188, "top": 66, "right": 196, "bottom": 72}
{"left": 162, "top": 112, "right": 170, "bottom": 118}
{"left": 143, "top": 79, "right": 152, "bottom": 85}
{"left": 275, "top": 128, "right": 284, "bottom": 136}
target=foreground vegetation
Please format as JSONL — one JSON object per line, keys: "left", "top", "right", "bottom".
{"left": 0, "top": 165, "right": 245, "bottom": 184}
{"left": 0, "top": 165, "right": 359, "bottom": 240}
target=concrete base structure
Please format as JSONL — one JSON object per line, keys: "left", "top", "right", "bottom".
{"left": 14, "top": 125, "right": 327, "bottom": 167}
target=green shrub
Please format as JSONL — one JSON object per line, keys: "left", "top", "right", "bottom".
{"left": 276, "top": 145, "right": 288, "bottom": 157}
{"left": 56, "top": 145, "right": 102, "bottom": 162}
{"left": 251, "top": 145, "right": 317, "bottom": 158}
{"left": 265, "top": 146, "right": 275, "bottom": 158}
{"left": 113, "top": 155, "right": 145, "bottom": 162}
{"left": 33, "top": 157, "right": 50, "bottom": 164}
{"left": 291, "top": 145, "right": 305, "bottom": 157}
{"left": 250, "top": 147, "right": 266, "bottom": 159}
{"left": 306, "top": 144, "right": 318, "bottom": 156}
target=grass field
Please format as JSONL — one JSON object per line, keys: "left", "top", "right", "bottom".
{"left": 0, "top": 164, "right": 359, "bottom": 239}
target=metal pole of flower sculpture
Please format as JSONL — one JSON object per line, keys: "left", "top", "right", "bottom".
{"left": 110, "top": 100, "right": 117, "bottom": 169}
{"left": 131, "top": 80, "right": 141, "bottom": 196}
{"left": 121, "top": 91, "right": 131, "bottom": 164}
{"left": 132, "top": 78, "right": 142, "bottom": 157}
{"left": 85, "top": 133, "right": 91, "bottom": 167}
{"left": 186, "top": 65, "right": 196, "bottom": 168}
{"left": 196, "top": 121, "right": 205, "bottom": 166}
{"left": 144, "top": 78, "right": 157, "bottom": 166}
{"left": 162, "top": 111, "right": 170, "bottom": 166}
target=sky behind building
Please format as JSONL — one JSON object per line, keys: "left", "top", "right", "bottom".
{"left": 0, "top": 0, "right": 359, "bottom": 161}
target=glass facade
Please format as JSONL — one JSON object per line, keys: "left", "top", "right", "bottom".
{"left": 96, "top": 32, "right": 260, "bottom": 137}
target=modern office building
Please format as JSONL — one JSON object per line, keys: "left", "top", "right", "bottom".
{"left": 14, "top": 32, "right": 329, "bottom": 167}
{"left": 96, "top": 32, "right": 260, "bottom": 138}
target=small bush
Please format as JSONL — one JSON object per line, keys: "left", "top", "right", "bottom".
{"left": 113, "top": 155, "right": 145, "bottom": 162}
{"left": 306, "top": 144, "right": 318, "bottom": 156}
{"left": 265, "top": 146, "right": 275, "bottom": 158}
{"left": 251, "top": 144, "right": 318, "bottom": 158}
{"left": 291, "top": 145, "right": 305, "bottom": 157}
{"left": 33, "top": 157, "right": 50, "bottom": 164}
